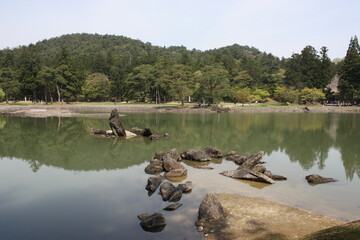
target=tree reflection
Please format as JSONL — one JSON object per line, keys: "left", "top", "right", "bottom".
{"left": 0, "top": 113, "right": 359, "bottom": 179}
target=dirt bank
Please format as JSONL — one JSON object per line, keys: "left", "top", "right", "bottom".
{"left": 204, "top": 193, "right": 343, "bottom": 240}
{"left": 1, "top": 104, "right": 360, "bottom": 117}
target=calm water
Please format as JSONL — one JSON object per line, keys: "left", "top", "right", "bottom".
{"left": 0, "top": 113, "right": 359, "bottom": 240}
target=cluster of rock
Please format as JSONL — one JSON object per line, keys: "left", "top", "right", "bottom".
{"left": 91, "top": 109, "right": 168, "bottom": 140}
{"left": 221, "top": 151, "right": 287, "bottom": 184}
{"left": 139, "top": 148, "right": 194, "bottom": 232}
{"left": 137, "top": 145, "right": 338, "bottom": 234}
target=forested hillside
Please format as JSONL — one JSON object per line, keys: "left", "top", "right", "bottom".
{"left": 0, "top": 33, "right": 359, "bottom": 104}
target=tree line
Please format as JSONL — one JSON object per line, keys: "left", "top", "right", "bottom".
{"left": 0, "top": 33, "right": 359, "bottom": 105}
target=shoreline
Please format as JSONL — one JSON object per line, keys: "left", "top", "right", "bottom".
{"left": 1, "top": 104, "right": 360, "bottom": 117}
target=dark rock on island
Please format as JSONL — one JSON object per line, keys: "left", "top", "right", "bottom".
{"left": 109, "top": 109, "right": 126, "bottom": 136}
{"left": 305, "top": 174, "right": 337, "bottom": 184}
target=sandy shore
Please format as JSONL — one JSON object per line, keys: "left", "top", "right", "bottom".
{"left": 1, "top": 104, "right": 360, "bottom": 117}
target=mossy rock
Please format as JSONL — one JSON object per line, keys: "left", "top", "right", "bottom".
{"left": 302, "top": 220, "right": 360, "bottom": 240}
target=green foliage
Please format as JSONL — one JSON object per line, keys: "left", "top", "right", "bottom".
{"left": 251, "top": 88, "right": 270, "bottom": 102}
{"left": 0, "top": 67, "right": 20, "bottom": 103}
{"left": 285, "top": 46, "right": 334, "bottom": 89}
{"left": 196, "top": 64, "right": 230, "bottom": 103}
{"left": 83, "top": 73, "right": 111, "bottom": 101}
{"left": 339, "top": 36, "right": 360, "bottom": 103}
{"left": 299, "top": 88, "right": 326, "bottom": 103}
{"left": 234, "top": 88, "right": 252, "bottom": 104}
{"left": 274, "top": 86, "right": 299, "bottom": 104}
{"left": 0, "top": 88, "right": 5, "bottom": 101}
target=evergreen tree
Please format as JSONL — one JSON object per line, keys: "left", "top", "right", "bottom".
{"left": 339, "top": 36, "right": 360, "bottom": 103}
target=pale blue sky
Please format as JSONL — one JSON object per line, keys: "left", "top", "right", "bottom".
{"left": 0, "top": 0, "right": 359, "bottom": 59}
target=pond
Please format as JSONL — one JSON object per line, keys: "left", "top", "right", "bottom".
{"left": 0, "top": 113, "right": 359, "bottom": 240}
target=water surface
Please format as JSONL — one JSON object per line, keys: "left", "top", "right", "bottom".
{"left": 0, "top": 113, "right": 359, "bottom": 239}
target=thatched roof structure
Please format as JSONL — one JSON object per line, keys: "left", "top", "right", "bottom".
{"left": 326, "top": 74, "right": 340, "bottom": 93}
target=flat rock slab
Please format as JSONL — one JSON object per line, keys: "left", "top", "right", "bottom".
{"left": 203, "top": 193, "right": 343, "bottom": 240}
{"left": 221, "top": 169, "right": 275, "bottom": 184}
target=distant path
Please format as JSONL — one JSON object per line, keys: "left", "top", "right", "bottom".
{"left": 1, "top": 104, "right": 360, "bottom": 117}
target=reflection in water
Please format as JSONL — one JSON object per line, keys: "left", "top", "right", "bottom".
{"left": 0, "top": 113, "right": 359, "bottom": 179}
{"left": 0, "top": 113, "right": 360, "bottom": 240}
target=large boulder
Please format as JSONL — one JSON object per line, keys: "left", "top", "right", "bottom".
{"left": 165, "top": 169, "right": 187, "bottom": 178}
{"left": 198, "top": 193, "right": 224, "bottom": 220}
{"left": 145, "top": 175, "right": 163, "bottom": 192}
{"left": 144, "top": 159, "right": 164, "bottom": 174}
{"left": 204, "top": 146, "right": 223, "bottom": 158}
{"left": 177, "top": 181, "right": 193, "bottom": 193}
{"left": 305, "top": 174, "right": 337, "bottom": 184}
{"left": 168, "top": 188, "right": 183, "bottom": 202}
{"left": 221, "top": 169, "right": 275, "bottom": 184}
{"left": 138, "top": 213, "right": 166, "bottom": 232}
{"left": 237, "top": 151, "right": 265, "bottom": 170}
{"left": 181, "top": 149, "right": 211, "bottom": 162}
{"left": 163, "top": 158, "right": 185, "bottom": 172}
{"left": 109, "top": 109, "right": 126, "bottom": 137}
{"left": 159, "top": 182, "right": 176, "bottom": 201}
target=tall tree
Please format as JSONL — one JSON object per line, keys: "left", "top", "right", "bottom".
{"left": 339, "top": 36, "right": 360, "bottom": 103}
{"left": 82, "top": 73, "right": 111, "bottom": 101}
{"left": 167, "top": 64, "right": 195, "bottom": 106}
{"left": 196, "top": 64, "right": 230, "bottom": 103}
{"left": 0, "top": 68, "right": 20, "bottom": 103}
{"left": 17, "top": 44, "right": 41, "bottom": 102}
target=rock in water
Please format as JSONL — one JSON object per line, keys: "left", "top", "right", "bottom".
{"left": 144, "top": 159, "right": 164, "bottom": 174}
{"left": 165, "top": 169, "right": 187, "bottom": 178}
{"left": 159, "top": 182, "right": 176, "bottom": 201}
{"left": 163, "top": 203, "right": 182, "bottom": 211}
{"left": 142, "top": 128, "right": 153, "bottom": 137}
{"left": 238, "top": 151, "right": 264, "bottom": 170}
{"left": 204, "top": 146, "right": 223, "bottom": 158}
{"left": 177, "top": 181, "right": 193, "bottom": 193}
{"left": 138, "top": 213, "right": 166, "bottom": 232}
{"left": 181, "top": 149, "right": 211, "bottom": 162}
{"left": 145, "top": 175, "right": 163, "bottom": 192}
{"left": 198, "top": 193, "right": 224, "bottom": 220}
{"left": 221, "top": 169, "right": 275, "bottom": 184}
{"left": 109, "top": 109, "right": 126, "bottom": 136}
{"left": 168, "top": 189, "right": 183, "bottom": 202}
{"left": 305, "top": 174, "right": 337, "bottom": 184}
{"left": 163, "top": 158, "right": 185, "bottom": 172}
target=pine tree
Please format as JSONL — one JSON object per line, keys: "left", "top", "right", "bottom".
{"left": 339, "top": 36, "right": 360, "bottom": 103}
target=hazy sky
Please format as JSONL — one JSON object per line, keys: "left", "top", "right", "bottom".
{"left": 0, "top": 0, "right": 359, "bottom": 59}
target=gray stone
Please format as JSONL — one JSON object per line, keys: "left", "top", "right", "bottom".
{"left": 149, "top": 134, "right": 160, "bottom": 140}
{"left": 264, "top": 170, "right": 287, "bottom": 181}
{"left": 164, "top": 169, "right": 187, "bottom": 178}
{"left": 109, "top": 109, "right": 126, "bottom": 137}
{"left": 181, "top": 149, "right": 211, "bottom": 162}
{"left": 237, "top": 151, "right": 265, "bottom": 170}
{"left": 204, "top": 146, "right": 223, "bottom": 158}
{"left": 305, "top": 174, "right": 337, "bottom": 184}
{"left": 198, "top": 193, "right": 224, "bottom": 220}
{"left": 144, "top": 159, "right": 164, "bottom": 174}
{"left": 138, "top": 213, "right": 166, "bottom": 232}
{"left": 168, "top": 189, "right": 183, "bottom": 202}
{"left": 129, "top": 127, "right": 143, "bottom": 135}
{"left": 177, "top": 181, "right": 193, "bottom": 193}
{"left": 145, "top": 175, "right": 163, "bottom": 192}
{"left": 163, "top": 158, "right": 185, "bottom": 172}
{"left": 163, "top": 203, "right": 182, "bottom": 211}
{"left": 159, "top": 182, "right": 176, "bottom": 201}
{"left": 221, "top": 169, "right": 275, "bottom": 184}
